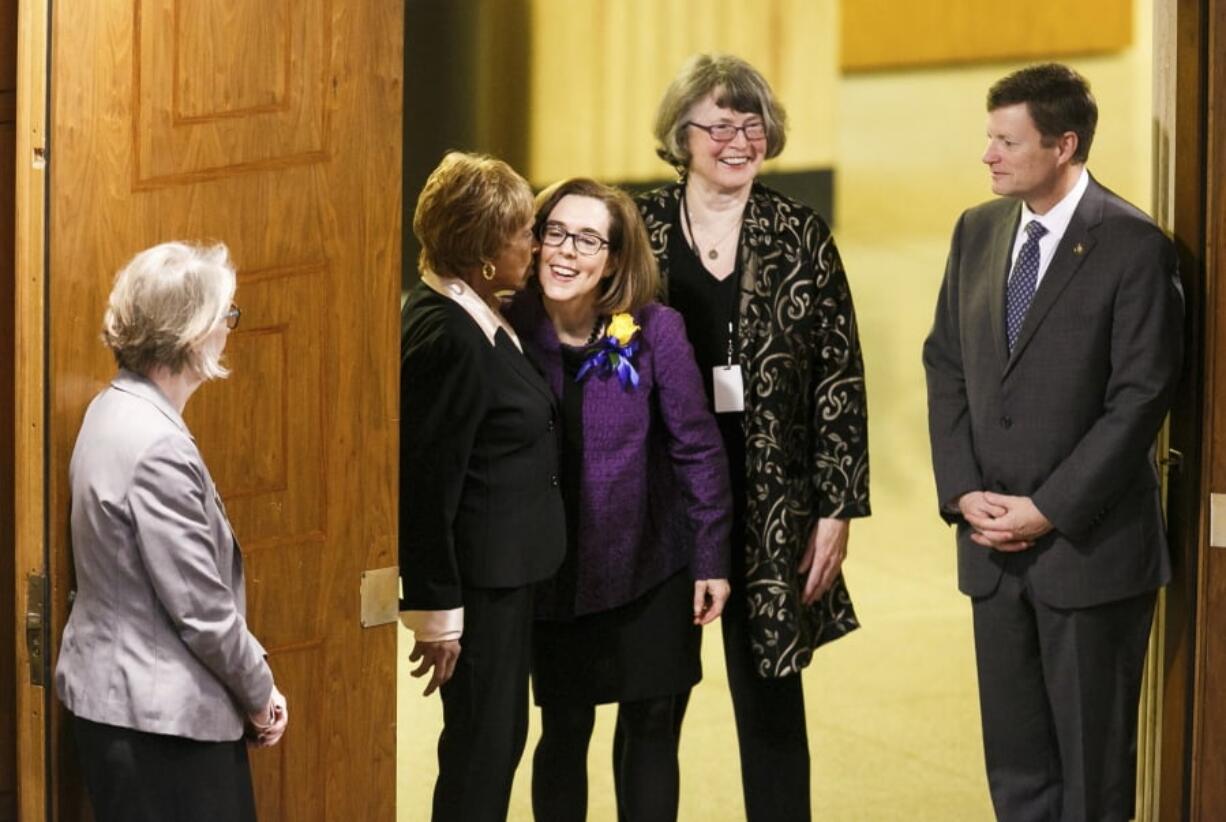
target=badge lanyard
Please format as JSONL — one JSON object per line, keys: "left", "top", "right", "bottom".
{"left": 682, "top": 186, "right": 745, "bottom": 414}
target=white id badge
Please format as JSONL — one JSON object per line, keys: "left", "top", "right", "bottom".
{"left": 712, "top": 365, "right": 745, "bottom": 413}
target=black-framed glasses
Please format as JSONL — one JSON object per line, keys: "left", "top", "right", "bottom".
{"left": 540, "top": 223, "right": 609, "bottom": 257}
{"left": 685, "top": 120, "right": 767, "bottom": 143}
{"left": 225, "top": 303, "right": 241, "bottom": 330}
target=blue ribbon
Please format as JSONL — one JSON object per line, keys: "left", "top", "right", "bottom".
{"left": 575, "top": 336, "right": 640, "bottom": 390}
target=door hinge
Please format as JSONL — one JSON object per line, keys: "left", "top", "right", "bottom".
{"left": 26, "top": 573, "right": 47, "bottom": 687}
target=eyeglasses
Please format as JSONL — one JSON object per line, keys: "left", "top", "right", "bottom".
{"left": 540, "top": 223, "right": 609, "bottom": 257}
{"left": 685, "top": 120, "right": 767, "bottom": 143}
{"left": 225, "top": 303, "right": 241, "bottom": 330}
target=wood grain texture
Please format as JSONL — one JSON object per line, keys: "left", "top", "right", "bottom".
{"left": 1194, "top": 0, "right": 1226, "bottom": 816}
{"left": 47, "top": 1, "right": 402, "bottom": 819}
{"left": 1151, "top": 2, "right": 1210, "bottom": 817}
{"left": 13, "top": 0, "right": 47, "bottom": 820}
{"left": 841, "top": 0, "right": 1134, "bottom": 71}
{"left": 132, "top": 0, "right": 330, "bottom": 188}
{"left": 0, "top": 0, "right": 17, "bottom": 817}
{"left": 1149, "top": 1, "right": 1205, "bottom": 818}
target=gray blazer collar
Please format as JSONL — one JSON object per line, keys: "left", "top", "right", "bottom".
{"left": 110, "top": 369, "right": 193, "bottom": 438}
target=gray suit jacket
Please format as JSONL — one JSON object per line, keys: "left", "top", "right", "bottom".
{"left": 55, "top": 370, "right": 273, "bottom": 741}
{"left": 923, "top": 176, "right": 1184, "bottom": 608}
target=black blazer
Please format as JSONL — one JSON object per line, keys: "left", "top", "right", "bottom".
{"left": 399, "top": 283, "right": 566, "bottom": 610}
{"left": 923, "top": 176, "right": 1184, "bottom": 608}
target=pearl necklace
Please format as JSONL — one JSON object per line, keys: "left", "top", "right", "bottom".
{"left": 585, "top": 315, "right": 605, "bottom": 345}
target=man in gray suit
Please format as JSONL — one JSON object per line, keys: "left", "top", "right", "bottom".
{"left": 923, "top": 64, "right": 1183, "bottom": 821}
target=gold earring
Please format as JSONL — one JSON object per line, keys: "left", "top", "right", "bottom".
{"left": 481, "top": 261, "right": 496, "bottom": 281}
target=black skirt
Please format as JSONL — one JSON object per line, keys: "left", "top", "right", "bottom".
{"left": 531, "top": 569, "right": 702, "bottom": 706}
{"left": 72, "top": 714, "right": 258, "bottom": 822}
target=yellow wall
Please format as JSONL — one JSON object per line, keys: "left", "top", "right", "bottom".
{"left": 842, "top": 0, "right": 1133, "bottom": 71}
{"left": 526, "top": 0, "right": 838, "bottom": 185}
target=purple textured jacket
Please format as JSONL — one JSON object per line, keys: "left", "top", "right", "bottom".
{"left": 506, "top": 291, "right": 731, "bottom": 617}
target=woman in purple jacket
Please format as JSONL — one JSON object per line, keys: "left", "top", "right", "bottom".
{"left": 505, "top": 178, "right": 731, "bottom": 822}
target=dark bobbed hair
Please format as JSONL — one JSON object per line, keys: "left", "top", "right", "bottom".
{"left": 988, "top": 63, "right": 1098, "bottom": 164}
{"left": 532, "top": 178, "right": 660, "bottom": 315}
{"left": 652, "top": 53, "right": 787, "bottom": 172}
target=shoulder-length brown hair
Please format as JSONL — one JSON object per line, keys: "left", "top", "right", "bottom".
{"left": 533, "top": 178, "right": 660, "bottom": 315}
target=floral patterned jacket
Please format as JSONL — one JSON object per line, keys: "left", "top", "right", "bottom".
{"left": 637, "top": 181, "right": 870, "bottom": 677}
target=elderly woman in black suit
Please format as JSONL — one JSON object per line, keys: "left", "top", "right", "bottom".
{"left": 56, "top": 241, "right": 287, "bottom": 822}
{"left": 636, "top": 55, "right": 871, "bottom": 821}
{"left": 399, "top": 151, "right": 566, "bottom": 821}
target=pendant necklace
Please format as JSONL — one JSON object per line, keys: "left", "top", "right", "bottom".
{"left": 682, "top": 188, "right": 742, "bottom": 261}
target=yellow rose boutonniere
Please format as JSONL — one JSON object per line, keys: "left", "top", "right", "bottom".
{"left": 606, "top": 312, "right": 640, "bottom": 346}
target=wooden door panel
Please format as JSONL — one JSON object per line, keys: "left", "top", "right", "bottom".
{"left": 48, "top": 3, "right": 401, "bottom": 820}
{"left": 134, "top": 0, "right": 329, "bottom": 187}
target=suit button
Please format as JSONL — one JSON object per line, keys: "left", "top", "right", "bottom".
{"left": 550, "top": 474, "right": 559, "bottom": 487}
{"left": 547, "top": 419, "right": 555, "bottom": 431}
{"left": 1000, "top": 416, "right": 1012, "bottom": 429}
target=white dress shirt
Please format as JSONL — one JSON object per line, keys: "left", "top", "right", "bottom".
{"left": 1008, "top": 167, "right": 1090, "bottom": 289}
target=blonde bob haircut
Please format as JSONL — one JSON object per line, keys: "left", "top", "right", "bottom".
{"left": 653, "top": 53, "right": 788, "bottom": 172}
{"left": 103, "top": 241, "right": 237, "bottom": 380}
{"left": 533, "top": 178, "right": 661, "bottom": 315}
{"left": 414, "top": 151, "right": 535, "bottom": 279}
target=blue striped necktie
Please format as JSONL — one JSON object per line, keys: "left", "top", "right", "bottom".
{"left": 1006, "top": 220, "right": 1048, "bottom": 352}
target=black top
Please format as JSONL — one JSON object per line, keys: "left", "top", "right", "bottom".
{"left": 666, "top": 213, "right": 747, "bottom": 532}
{"left": 543, "top": 343, "right": 588, "bottom": 617}
{"left": 559, "top": 345, "right": 586, "bottom": 548}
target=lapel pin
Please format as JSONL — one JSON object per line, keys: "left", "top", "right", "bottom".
{"left": 1073, "top": 243, "right": 1085, "bottom": 256}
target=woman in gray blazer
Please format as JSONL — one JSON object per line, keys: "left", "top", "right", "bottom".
{"left": 55, "top": 241, "right": 288, "bottom": 822}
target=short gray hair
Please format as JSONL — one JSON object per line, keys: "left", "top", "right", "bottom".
{"left": 103, "top": 241, "right": 237, "bottom": 380}
{"left": 653, "top": 53, "right": 788, "bottom": 172}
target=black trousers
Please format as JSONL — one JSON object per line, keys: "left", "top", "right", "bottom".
{"left": 432, "top": 583, "right": 534, "bottom": 822}
{"left": 670, "top": 571, "right": 811, "bottom": 822}
{"left": 720, "top": 574, "right": 812, "bottom": 821}
{"left": 72, "top": 714, "right": 257, "bottom": 822}
{"left": 972, "top": 564, "right": 1156, "bottom": 822}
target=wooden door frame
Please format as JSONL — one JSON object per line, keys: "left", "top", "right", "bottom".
{"left": 1169, "top": 0, "right": 1226, "bottom": 816}
{"left": 1155, "top": 0, "right": 1224, "bottom": 818}
{"left": 12, "top": 0, "right": 48, "bottom": 820}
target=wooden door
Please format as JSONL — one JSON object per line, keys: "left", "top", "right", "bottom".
{"left": 1151, "top": 0, "right": 1226, "bottom": 818}
{"left": 1189, "top": 0, "right": 1226, "bottom": 814}
{"left": 0, "top": 0, "right": 17, "bottom": 819}
{"left": 42, "top": 2, "right": 402, "bottom": 819}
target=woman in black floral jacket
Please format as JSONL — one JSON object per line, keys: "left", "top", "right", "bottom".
{"left": 635, "top": 53, "right": 870, "bottom": 822}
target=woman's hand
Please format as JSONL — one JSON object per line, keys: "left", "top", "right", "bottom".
{"left": 798, "top": 517, "right": 849, "bottom": 605}
{"left": 409, "top": 638, "right": 461, "bottom": 696}
{"left": 249, "top": 685, "right": 288, "bottom": 747}
{"left": 692, "top": 579, "right": 731, "bottom": 625}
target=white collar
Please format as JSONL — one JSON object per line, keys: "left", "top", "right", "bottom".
{"left": 1021, "top": 167, "right": 1089, "bottom": 237}
{"left": 421, "top": 271, "right": 521, "bottom": 350}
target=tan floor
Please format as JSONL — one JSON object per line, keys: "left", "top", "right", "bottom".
{"left": 397, "top": 21, "right": 1154, "bottom": 821}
